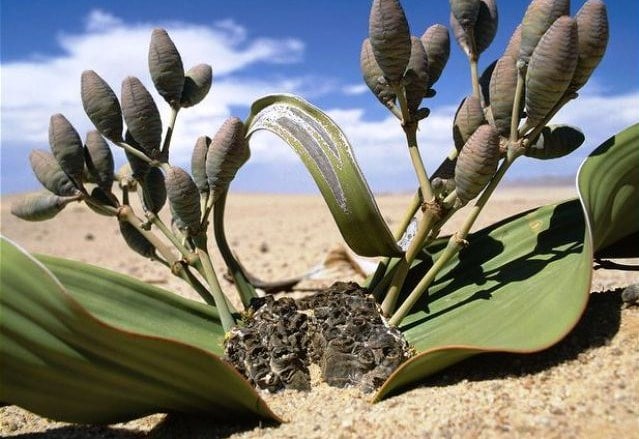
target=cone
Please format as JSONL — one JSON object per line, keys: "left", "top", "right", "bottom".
{"left": 180, "top": 64, "right": 213, "bottom": 108}
{"left": 84, "top": 130, "right": 114, "bottom": 192}
{"left": 49, "top": 114, "right": 84, "bottom": 184}
{"left": 121, "top": 76, "right": 162, "bottom": 157}
{"left": 454, "top": 124, "right": 500, "bottom": 204}
{"left": 149, "top": 28, "right": 184, "bottom": 108}
{"left": 81, "top": 70, "right": 123, "bottom": 143}
{"left": 525, "top": 16, "right": 578, "bottom": 127}
{"left": 368, "top": 0, "right": 411, "bottom": 82}
{"left": 453, "top": 95, "right": 485, "bottom": 151}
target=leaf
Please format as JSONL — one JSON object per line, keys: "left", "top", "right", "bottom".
{"left": 577, "top": 123, "right": 639, "bottom": 256}
{"left": 0, "top": 237, "right": 279, "bottom": 424}
{"left": 375, "top": 199, "right": 592, "bottom": 400}
{"left": 246, "top": 94, "right": 401, "bottom": 257}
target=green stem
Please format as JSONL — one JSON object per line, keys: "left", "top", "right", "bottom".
{"left": 389, "top": 155, "right": 517, "bottom": 326}
{"left": 84, "top": 197, "right": 119, "bottom": 217}
{"left": 213, "top": 190, "right": 257, "bottom": 307}
{"left": 116, "top": 142, "right": 160, "bottom": 167}
{"left": 393, "top": 84, "right": 411, "bottom": 125}
{"left": 161, "top": 107, "right": 180, "bottom": 162}
{"left": 120, "top": 206, "right": 178, "bottom": 265}
{"left": 367, "top": 189, "right": 421, "bottom": 292}
{"left": 394, "top": 190, "right": 423, "bottom": 241}
{"left": 178, "top": 265, "right": 218, "bottom": 308}
{"left": 195, "top": 247, "right": 235, "bottom": 332}
{"left": 148, "top": 213, "right": 195, "bottom": 263}
{"left": 520, "top": 92, "right": 578, "bottom": 141}
{"left": 381, "top": 208, "right": 439, "bottom": 315}
{"left": 510, "top": 65, "right": 526, "bottom": 143}
{"left": 470, "top": 56, "right": 481, "bottom": 102}
{"left": 384, "top": 100, "right": 403, "bottom": 121}
{"left": 405, "top": 122, "right": 434, "bottom": 203}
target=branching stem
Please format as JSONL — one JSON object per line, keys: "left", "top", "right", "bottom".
{"left": 161, "top": 107, "right": 180, "bottom": 162}
{"left": 381, "top": 208, "right": 439, "bottom": 315}
{"left": 368, "top": 189, "right": 421, "bottom": 293}
{"left": 404, "top": 122, "right": 434, "bottom": 203}
{"left": 470, "top": 56, "right": 481, "bottom": 101}
{"left": 116, "top": 142, "right": 160, "bottom": 167}
{"left": 389, "top": 154, "right": 518, "bottom": 326}
{"left": 510, "top": 66, "right": 526, "bottom": 143}
{"left": 195, "top": 246, "right": 235, "bottom": 332}
{"left": 213, "top": 190, "right": 257, "bottom": 307}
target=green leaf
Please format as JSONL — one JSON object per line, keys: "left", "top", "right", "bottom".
{"left": 245, "top": 94, "right": 401, "bottom": 257}
{"left": 375, "top": 199, "right": 592, "bottom": 400}
{"left": 0, "top": 237, "right": 279, "bottom": 424}
{"left": 577, "top": 123, "right": 639, "bottom": 257}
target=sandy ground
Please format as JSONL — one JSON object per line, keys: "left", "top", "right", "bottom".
{"left": 1, "top": 187, "right": 637, "bottom": 438}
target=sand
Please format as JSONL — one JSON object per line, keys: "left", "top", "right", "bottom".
{"left": 1, "top": 186, "right": 638, "bottom": 438}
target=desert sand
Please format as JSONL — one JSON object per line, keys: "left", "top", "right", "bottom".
{"left": 1, "top": 186, "right": 637, "bottom": 438}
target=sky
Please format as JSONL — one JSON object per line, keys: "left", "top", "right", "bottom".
{"left": 1, "top": 0, "right": 638, "bottom": 195}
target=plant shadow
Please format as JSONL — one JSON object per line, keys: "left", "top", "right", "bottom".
{"left": 8, "top": 414, "right": 277, "bottom": 439}
{"left": 400, "top": 200, "right": 584, "bottom": 330}
{"left": 417, "top": 288, "right": 625, "bottom": 387}
{"left": 8, "top": 425, "right": 145, "bottom": 439}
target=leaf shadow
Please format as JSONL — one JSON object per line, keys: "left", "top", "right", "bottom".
{"left": 8, "top": 413, "right": 276, "bottom": 439}
{"left": 400, "top": 200, "right": 584, "bottom": 331}
{"left": 9, "top": 425, "right": 145, "bottom": 439}
{"left": 416, "top": 288, "right": 625, "bottom": 386}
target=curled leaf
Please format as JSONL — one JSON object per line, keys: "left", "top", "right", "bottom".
{"left": 526, "top": 124, "right": 585, "bottom": 160}
{"left": 149, "top": 28, "right": 185, "bottom": 108}
{"left": 519, "top": 0, "right": 570, "bottom": 66}
{"left": 81, "top": 70, "right": 123, "bottom": 143}
{"left": 525, "top": 16, "right": 578, "bottom": 127}
{"left": 421, "top": 24, "right": 450, "bottom": 88}
{"left": 121, "top": 76, "right": 162, "bottom": 157}
{"left": 119, "top": 221, "right": 156, "bottom": 259}
{"left": 246, "top": 94, "right": 402, "bottom": 257}
{"left": 453, "top": 95, "right": 485, "bottom": 151}
{"left": 165, "top": 166, "right": 202, "bottom": 235}
{"left": 404, "top": 36, "right": 430, "bottom": 113}
{"left": 454, "top": 124, "right": 500, "bottom": 204}
{"left": 568, "top": 0, "right": 609, "bottom": 94}
{"left": 29, "top": 150, "right": 79, "bottom": 197}
{"left": 449, "top": 0, "right": 481, "bottom": 30}
{"left": 49, "top": 114, "right": 84, "bottom": 183}
{"left": 489, "top": 55, "right": 522, "bottom": 137}
{"left": 142, "top": 167, "right": 167, "bottom": 214}
{"left": 192, "top": 136, "right": 211, "bottom": 194}
{"left": 11, "top": 193, "right": 77, "bottom": 221}
{"left": 84, "top": 130, "right": 114, "bottom": 192}
{"left": 206, "top": 117, "right": 250, "bottom": 201}
{"left": 368, "top": 0, "right": 411, "bottom": 82}
{"left": 181, "top": 64, "right": 213, "bottom": 108}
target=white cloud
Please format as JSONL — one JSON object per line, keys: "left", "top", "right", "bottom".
{"left": 2, "top": 9, "right": 637, "bottom": 195}
{"left": 317, "top": 105, "right": 457, "bottom": 192}
{"left": 342, "top": 84, "right": 368, "bottom": 95}
{"left": 0, "top": 9, "right": 332, "bottom": 172}
{"left": 85, "top": 9, "right": 123, "bottom": 31}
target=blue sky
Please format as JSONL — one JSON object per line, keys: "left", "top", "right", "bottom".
{"left": 1, "top": 0, "right": 638, "bottom": 195}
